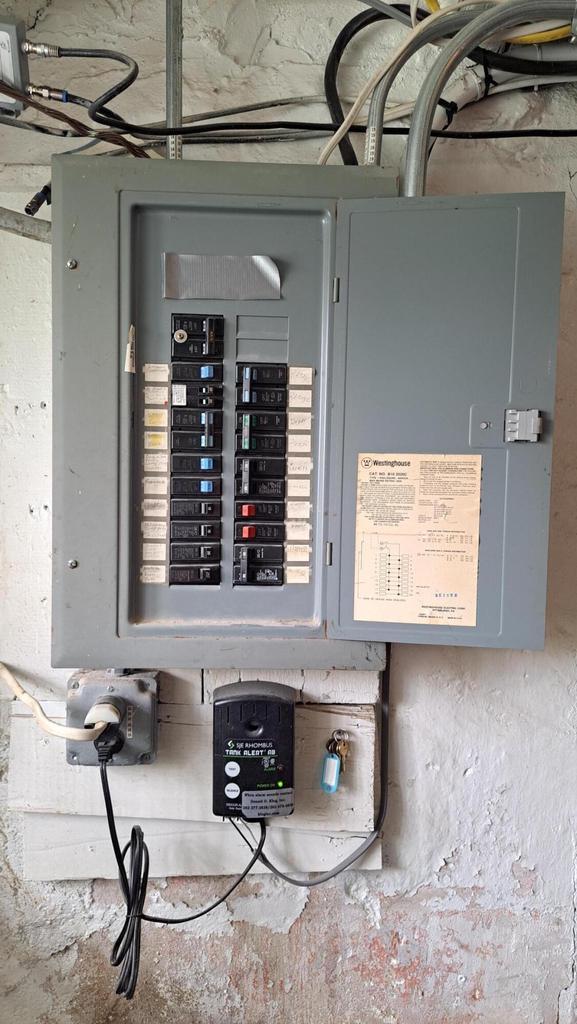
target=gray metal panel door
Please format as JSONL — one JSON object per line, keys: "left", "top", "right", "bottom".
{"left": 327, "top": 194, "right": 563, "bottom": 649}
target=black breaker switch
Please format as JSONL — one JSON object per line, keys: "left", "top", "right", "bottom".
{"left": 235, "top": 456, "right": 285, "bottom": 478}
{"left": 236, "top": 459, "right": 285, "bottom": 498}
{"left": 236, "top": 412, "right": 286, "bottom": 432}
{"left": 171, "top": 499, "right": 221, "bottom": 518}
{"left": 171, "top": 454, "right": 221, "bottom": 474}
{"left": 234, "top": 544, "right": 283, "bottom": 564}
{"left": 172, "top": 363, "right": 223, "bottom": 383}
{"left": 171, "top": 521, "right": 221, "bottom": 540}
{"left": 172, "top": 383, "right": 223, "bottom": 408}
{"left": 236, "top": 364, "right": 287, "bottom": 386}
{"left": 169, "top": 564, "right": 220, "bottom": 585}
{"left": 172, "top": 314, "right": 224, "bottom": 359}
{"left": 234, "top": 522, "right": 285, "bottom": 542}
{"left": 170, "top": 542, "right": 221, "bottom": 563}
{"left": 235, "top": 501, "right": 284, "bottom": 520}
{"left": 236, "top": 385, "right": 287, "bottom": 409}
{"left": 233, "top": 555, "right": 284, "bottom": 586}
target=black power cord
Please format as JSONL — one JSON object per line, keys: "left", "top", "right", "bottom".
{"left": 96, "top": 727, "right": 266, "bottom": 999}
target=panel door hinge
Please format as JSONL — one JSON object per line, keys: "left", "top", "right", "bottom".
{"left": 504, "top": 408, "right": 543, "bottom": 443}
{"left": 332, "top": 277, "right": 340, "bottom": 303}
{"left": 325, "top": 541, "right": 333, "bottom": 566}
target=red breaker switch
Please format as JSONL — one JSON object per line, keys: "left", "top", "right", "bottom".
{"left": 241, "top": 504, "right": 257, "bottom": 517}
{"left": 242, "top": 525, "right": 257, "bottom": 539}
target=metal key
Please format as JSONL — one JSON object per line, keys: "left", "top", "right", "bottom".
{"left": 335, "top": 737, "right": 350, "bottom": 773}
{"left": 329, "top": 729, "right": 350, "bottom": 772}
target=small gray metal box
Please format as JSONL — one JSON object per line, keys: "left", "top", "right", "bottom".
{"left": 51, "top": 159, "right": 562, "bottom": 665}
{"left": 0, "top": 17, "right": 29, "bottom": 114}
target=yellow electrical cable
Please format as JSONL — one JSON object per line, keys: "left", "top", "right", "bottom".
{"left": 423, "top": 0, "right": 571, "bottom": 42}
{"left": 507, "top": 25, "right": 572, "bottom": 42}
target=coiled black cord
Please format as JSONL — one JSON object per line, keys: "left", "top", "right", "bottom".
{"left": 98, "top": 742, "right": 266, "bottom": 1000}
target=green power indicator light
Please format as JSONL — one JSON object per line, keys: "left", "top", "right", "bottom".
{"left": 277, "top": 781, "right": 284, "bottom": 788}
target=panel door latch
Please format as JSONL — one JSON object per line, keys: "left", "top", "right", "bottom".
{"left": 504, "top": 408, "right": 542, "bottom": 443}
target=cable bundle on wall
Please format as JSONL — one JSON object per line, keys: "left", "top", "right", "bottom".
{"left": 0, "top": 0, "right": 577, "bottom": 188}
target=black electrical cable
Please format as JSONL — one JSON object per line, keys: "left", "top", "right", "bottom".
{"left": 58, "top": 46, "right": 139, "bottom": 107}
{"left": 0, "top": 79, "right": 147, "bottom": 156}
{"left": 141, "top": 822, "right": 266, "bottom": 925}
{"left": 5, "top": 109, "right": 577, "bottom": 156}
{"left": 104, "top": 121, "right": 577, "bottom": 141}
{"left": 17, "top": 34, "right": 577, "bottom": 144}
{"left": 98, "top": 743, "right": 266, "bottom": 999}
{"left": 324, "top": 6, "right": 384, "bottom": 165}
{"left": 231, "top": 648, "right": 391, "bottom": 887}
{"left": 322, "top": 4, "right": 577, "bottom": 164}
{"left": 323, "top": 4, "right": 471, "bottom": 164}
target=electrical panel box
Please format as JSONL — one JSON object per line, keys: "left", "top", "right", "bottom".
{"left": 52, "top": 159, "right": 563, "bottom": 667}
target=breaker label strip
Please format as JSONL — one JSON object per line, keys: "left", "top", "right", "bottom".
{"left": 285, "top": 368, "right": 314, "bottom": 582}
{"left": 143, "top": 363, "right": 170, "bottom": 382}
{"left": 140, "top": 365, "right": 169, "bottom": 584}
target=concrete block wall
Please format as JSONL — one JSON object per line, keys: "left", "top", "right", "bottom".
{"left": 1, "top": 2, "right": 577, "bottom": 1021}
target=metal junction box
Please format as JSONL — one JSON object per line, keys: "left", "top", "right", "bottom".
{"left": 51, "top": 158, "right": 563, "bottom": 667}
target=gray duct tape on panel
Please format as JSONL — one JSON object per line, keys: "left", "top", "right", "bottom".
{"left": 162, "top": 253, "right": 281, "bottom": 300}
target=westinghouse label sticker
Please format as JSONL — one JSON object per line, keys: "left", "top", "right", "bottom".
{"left": 354, "top": 453, "right": 482, "bottom": 627}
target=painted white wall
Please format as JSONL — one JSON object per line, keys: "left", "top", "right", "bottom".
{"left": 1, "top": 2, "right": 577, "bottom": 1021}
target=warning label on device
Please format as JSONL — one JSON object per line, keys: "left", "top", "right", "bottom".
{"left": 241, "top": 788, "right": 294, "bottom": 818}
{"left": 354, "top": 453, "right": 481, "bottom": 627}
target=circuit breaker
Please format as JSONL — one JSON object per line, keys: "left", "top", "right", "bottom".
{"left": 51, "top": 159, "right": 563, "bottom": 667}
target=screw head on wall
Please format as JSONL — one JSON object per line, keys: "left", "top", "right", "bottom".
{"left": 66, "top": 258, "right": 78, "bottom": 270}
{"left": 67, "top": 559, "right": 78, "bottom": 569}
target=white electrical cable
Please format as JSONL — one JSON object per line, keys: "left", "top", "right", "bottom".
{"left": 318, "top": 0, "right": 500, "bottom": 165}
{"left": 0, "top": 662, "right": 108, "bottom": 741}
{"left": 429, "top": 64, "right": 577, "bottom": 126}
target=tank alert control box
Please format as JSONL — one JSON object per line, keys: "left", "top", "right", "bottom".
{"left": 212, "top": 681, "right": 295, "bottom": 820}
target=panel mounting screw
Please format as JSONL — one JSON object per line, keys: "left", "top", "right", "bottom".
{"left": 66, "top": 258, "right": 78, "bottom": 270}
{"left": 70, "top": 680, "right": 79, "bottom": 689}
{"left": 480, "top": 421, "right": 489, "bottom": 430}
{"left": 70, "top": 752, "right": 78, "bottom": 761}
{"left": 173, "top": 329, "right": 188, "bottom": 343}
{"left": 67, "top": 558, "right": 78, "bottom": 569}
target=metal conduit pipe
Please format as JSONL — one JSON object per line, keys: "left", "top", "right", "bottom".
{"left": 0, "top": 206, "right": 51, "bottom": 242}
{"left": 364, "top": 4, "right": 493, "bottom": 164}
{"left": 403, "top": 0, "right": 576, "bottom": 195}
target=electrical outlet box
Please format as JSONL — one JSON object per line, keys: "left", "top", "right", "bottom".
{"left": 66, "top": 670, "right": 159, "bottom": 766}
{"left": 0, "top": 18, "right": 29, "bottom": 115}
{"left": 52, "top": 158, "right": 563, "bottom": 665}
